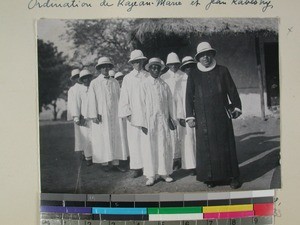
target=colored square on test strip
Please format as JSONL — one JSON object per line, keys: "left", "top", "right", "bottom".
{"left": 135, "top": 194, "right": 160, "bottom": 207}
{"left": 183, "top": 200, "right": 208, "bottom": 207}
{"left": 252, "top": 197, "right": 274, "bottom": 204}
{"left": 41, "top": 200, "right": 63, "bottom": 206}
{"left": 100, "top": 214, "right": 149, "bottom": 221}
{"left": 159, "top": 193, "right": 184, "bottom": 207}
{"left": 63, "top": 194, "right": 86, "bottom": 207}
{"left": 230, "top": 198, "right": 252, "bottom": 205}
{"left": 207, "top": 192, "right": 230, "bottom": 206}
{"left": 253, "top": 203, "right": 274, "bottom": 216}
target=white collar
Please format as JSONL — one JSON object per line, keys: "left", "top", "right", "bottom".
{"left": 197, "top": 59, "right": 217, "bottom": 72}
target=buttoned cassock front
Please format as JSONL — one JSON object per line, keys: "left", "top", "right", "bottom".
{"left": 87, "top": 75, "right": 128, "bottom": 163}
{"left": 132, "top": 76, "right": 174, "bottom": 178}
{"left": 67, "top": 83, "right": 86, "bottom": 152}
{"left": 161, "top": 70, "right": 185, "bottom": 159}
{"left": 175, "top": 73, "right": 196, "bottom": 170}
{"left": 118, "top": 69, "right": 149, "bottom": 169}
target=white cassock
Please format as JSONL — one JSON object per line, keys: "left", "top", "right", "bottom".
{"left": 87, "top": 75, "right": 128, "bottom": 163}
{"left": 67, "top": 83, "right": 86, "bottom": 152}
{"left": 175, "top": 74, "right": 196, "bottom": 169}
{"left": 118, "top": 69, "right": 149, "bottom": 169}
{"left": 132, "top": 76, "right": 174, "bottom": 178}
{"left": 75, "top": 85, "right": 93, "bottom": 159}
{"left": 161, "top": 70, "right": 185, "bottom": 159}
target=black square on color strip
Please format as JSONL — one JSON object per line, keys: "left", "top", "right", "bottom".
{"left": 110, "top": 201, "right": 134, "bottom": 207}
{"left": 183, "top": 200, "right": 208, "bottom": 207}
{"left": 86, "top": 201, "right": 110, "bottom": 207}
{"left": 207, "top": 199, "right": 230, "bottom": 206}
{"left": 230, "top": 198, "right": 252, "bottom": 205}
{"left": 40, "top": 200, "right": 63, "bottom": 206}
{"left": 160, "top": 201, "right": 184, "bottom": 207}
{"left": 252, "top": 197, "right": 274, "bottom": 204}
{"left": 64, "top": 201, "right": 85, "bottom": 207}
{"left": 135, "top": 201, "right": 159, "bottom": 207}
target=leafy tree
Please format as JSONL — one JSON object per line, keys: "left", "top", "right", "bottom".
{"left": 38, "top": 39, "right": 71, "bottom": 117}
{"left": 63, "top": 19, "right": 136, "bottom": 73}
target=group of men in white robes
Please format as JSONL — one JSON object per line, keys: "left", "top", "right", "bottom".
{"left": 67, "top": 50, "right": 197, "bottom": 186}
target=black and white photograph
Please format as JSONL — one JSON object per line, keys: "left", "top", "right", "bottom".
{"left": 38, "top": 18, "right": 281, "bottom": 194}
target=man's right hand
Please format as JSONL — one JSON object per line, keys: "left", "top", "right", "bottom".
{"left": 141, "top": 127, "right": 148, "bottom": 135}
{"left": 187, "top": 119, "right": 196, "bottom": 128}
{"left": 92, "top": 118, "right": 100, "bottom": 124}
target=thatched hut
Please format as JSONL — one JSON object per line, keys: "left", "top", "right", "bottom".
{"left": 129, "top": 18, "right": 279, "bottom": 118}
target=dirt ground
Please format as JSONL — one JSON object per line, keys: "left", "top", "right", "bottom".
{"left": 40, "top": 116, "right": 280, "bottom": 194}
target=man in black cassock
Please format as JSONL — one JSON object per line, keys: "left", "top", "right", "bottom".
{"left": 185, "top": 42, "right": 242, "bottom": 189}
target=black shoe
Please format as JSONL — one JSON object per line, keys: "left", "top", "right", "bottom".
{"left": 189, "top": 169, "right": 196, "bottom": 176}
{"left": 230, "top": 179, "right": 241, "bottom": 189}
{"left": 86, "top": 160, "right": 93, "bottom": 166}
{"left": 132, "top": 169, "right": 143, "bottom": 178}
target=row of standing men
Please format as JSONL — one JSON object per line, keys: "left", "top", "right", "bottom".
{"left": 67, "top": 50, "right": 197, "bottom": 186}
{"left": 67, "top": 41, "right": 243, "bottom": 188}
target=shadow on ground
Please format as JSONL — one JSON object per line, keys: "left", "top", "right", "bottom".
{"left": 40, "top": 116, "right": 281, "bottom": 193}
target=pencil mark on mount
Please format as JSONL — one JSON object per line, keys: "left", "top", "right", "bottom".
{"left": 287, "top": 26, "right": 293, "bottom": 35}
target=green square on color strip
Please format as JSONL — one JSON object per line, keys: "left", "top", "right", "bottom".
{"left": 148, "top": 208, "right": 159, "bottom": 214}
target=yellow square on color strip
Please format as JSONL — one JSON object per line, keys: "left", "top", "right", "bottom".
{"left": 203, "top": 204, "right": 253, "bottom": 213}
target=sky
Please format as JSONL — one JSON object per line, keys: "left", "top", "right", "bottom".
{"left": 37, "top": 19, "right": 75, "bottom": 58}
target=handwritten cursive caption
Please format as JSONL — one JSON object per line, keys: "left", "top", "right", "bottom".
{"left": 27, "top": 0, "right": 274, "bottom": 12}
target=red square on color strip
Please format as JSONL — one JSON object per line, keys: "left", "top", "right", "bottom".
{"left": 254, "top": 203, "right": 274, "bottom": 216}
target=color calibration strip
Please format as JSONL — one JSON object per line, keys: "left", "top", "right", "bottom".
{"left": 40, "top": 190, "right": 275, "bottom": 224}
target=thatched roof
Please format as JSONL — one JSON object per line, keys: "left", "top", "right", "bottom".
{"left": 132, "top": 18, "right": 278, "bottom": 43}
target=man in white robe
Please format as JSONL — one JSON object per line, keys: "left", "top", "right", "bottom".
{"left": 118, "top": 50, "right": 149, "bottom": 178}
{"left": 74, "top": 69, "right": 94, "bottom": 166}
{"left": 175, "top": 56, "right": 197, "bottom": 174}
{"left": 67, "top": 69, "right": 86, "bottom": 154}
{"left": 161, "top": 52, "right": 185, "bottom": 169}
{"left": 132, "top": 58, "right": 175, "bottom": 186}
{"left": 87, "top": 57, "right": 127, "bottom": 172}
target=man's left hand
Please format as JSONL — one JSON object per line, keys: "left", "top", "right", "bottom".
{"left": 232, "top": 109, "right": 242, "bottom": 119}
